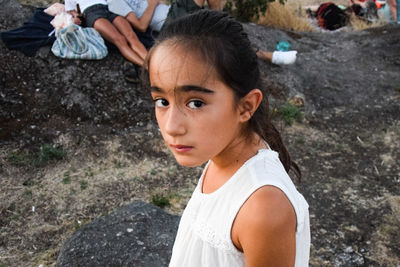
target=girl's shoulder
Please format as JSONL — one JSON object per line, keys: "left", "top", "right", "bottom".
{"left": 241, "top": 148, "right": 309, "bottom": 228}
{"left": 231, "top": 184, "right": 297, "bottom": 265}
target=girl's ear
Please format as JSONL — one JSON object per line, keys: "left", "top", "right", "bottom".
{"left": 238, "top": 89, "right": 263, "bottom": 122}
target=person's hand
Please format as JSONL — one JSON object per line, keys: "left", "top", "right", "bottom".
{"left": 148, "top": 0, "right": 159, "bottom": 7}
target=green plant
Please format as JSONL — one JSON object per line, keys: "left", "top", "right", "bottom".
{"left": 151, "top": 194, "right": 170, "bottom": 208}
{"left": 224, "top": 0, "right": 282, "bottom": 22}
{"left": 23, "top": 189, "right": 32, "bottom": 198}
{"left": 7, "top": 145, "right": 66, "bottom": 167}
{"left": 295, "top": 138, "right": 305, "bottom": 144}
{"left": 62, "top": 172, "right": 71, "bottom": 184}
{"left": 10, "top": 214, "right": 19, "bottom": 221}
{"left": 86, "top": 167, "right": 94, "bottom": 177}
{"left": 276, "top": 102, "right": 302, "bottom": 125}
{"left": 114, "top": 160, "right": 122, "bottom": 168}
{"left": 62, "top": 176, "right": 71, "bottom": 185}
{"left": 38, "top": 144, "right": 66, "bottom": 163}
{"left": 7, "top": 150, "right": 31, "bottom": 166}
{"left": 80, "top": 180, "right": 88, "bottom": 190}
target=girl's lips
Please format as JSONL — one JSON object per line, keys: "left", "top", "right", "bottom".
{"left": 171, "top": 144, "right": 193, "bottom": 152}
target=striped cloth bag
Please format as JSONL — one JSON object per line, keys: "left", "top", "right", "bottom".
{"left": 51, "top": 24, "right": 107, "bottom": 59}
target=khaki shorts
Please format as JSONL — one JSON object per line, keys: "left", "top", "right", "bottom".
{"left": 84, "top": 4, "right": 118, "bottom": 27}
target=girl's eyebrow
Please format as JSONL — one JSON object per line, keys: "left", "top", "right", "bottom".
{"left": 180, "top": 85, "right": 214, "bottom": 94}
{"left": 150, "top": 85, "right": 215, "bottom": 94}
{"left": 150, "top": 86, "right": 162, "bottom": 92}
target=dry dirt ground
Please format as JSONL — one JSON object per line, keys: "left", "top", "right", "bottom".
{"left": 1, "top": 0, "right": 399, "bottom": 266}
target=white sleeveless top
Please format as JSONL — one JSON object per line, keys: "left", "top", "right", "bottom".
{"left": 169, "top": 148, "right": 310, "bottom": 267}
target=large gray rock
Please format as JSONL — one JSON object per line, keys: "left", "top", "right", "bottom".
{"left": 56, "top": 201, "right": 180, "bottom": 267}
{"left": 244, "top": 23, "right": 400, "bottom": 117}
{"left": 0, "top": 0, "right": 32, "bottom": 31}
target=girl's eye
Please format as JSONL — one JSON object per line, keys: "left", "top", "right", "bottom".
{"left": 187, "top": 100, "right": 204, "bottom": 109}
{"left": 155, "top": 98, "right": 169, "bottom": 108}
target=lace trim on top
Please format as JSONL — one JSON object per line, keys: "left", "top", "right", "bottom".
{"left": 185, "top": 209, "right": 243, "bottom": 256}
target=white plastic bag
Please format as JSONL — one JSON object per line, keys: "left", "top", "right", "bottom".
{"left": 44, "top": 3, "right": 65, "bottom": 16}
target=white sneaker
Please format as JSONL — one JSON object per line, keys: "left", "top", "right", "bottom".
{"left": 272, "top": 51, "right": 297, "bottom": 65}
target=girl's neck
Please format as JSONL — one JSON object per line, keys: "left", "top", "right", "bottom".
{"left": 202, "top": 132, "right": 266, "bottom": 194}
{"left": 213, "top": 132, "right": 265, "bottom": 166}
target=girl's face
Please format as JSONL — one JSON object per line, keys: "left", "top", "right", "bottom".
{"left": 149, "top": 44, "right": 245, "bottom": 167}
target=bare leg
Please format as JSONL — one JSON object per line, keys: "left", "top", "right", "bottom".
{"left": 388, "top": 0, "right": 397, "bottom": 21}
{"left": 207, "top": 0, "right": 225, "bottom": 10}
{"left": 257, "top": 50, "right": 273, "bottom": 62}
{"left": 93, "top": 18, "right": 144, "bottom": 65}
{"left": 112, "top": 16, "right": 148, "bottom": 61}
{"left": 193, "top": 0, "right": 224, "bottom": 10}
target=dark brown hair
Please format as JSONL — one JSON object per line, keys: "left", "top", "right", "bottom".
{"left": 144, "top": 10, "right": 301, "bottom": 180}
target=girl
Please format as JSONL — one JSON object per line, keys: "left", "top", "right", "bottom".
{"left": 145, "top": 10, "right": 310, "bottom": 266}
{"left": 65, "top": 0, "right": 147, "bottom": 65}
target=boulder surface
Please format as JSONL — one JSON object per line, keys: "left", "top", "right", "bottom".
{"left": 56, "top": 201, "right": 180, "bottom": 267}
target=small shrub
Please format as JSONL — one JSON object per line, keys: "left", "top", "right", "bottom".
{"left": 80, "top": 180, "right": 88, "bottom": 190}
{"left": 114, "top": 160, "right": 122, "bottom": 168}
{"left": 62, "top": 172, "right": 71, "bottom": 185}
{"left": 22, "top": 179, "right": 35, "bottom": 186}
{"left": 62, "top": 176, "right": 71, "bottom": 185}
{"left": 86, "top": 168, "right": 94, "bottom": 177}
{"left": 224, "top": 0, "right": 280, "bottom": 22}
{"left": 38, "top": 144, "right": 66, "bottom": 164}
{"left": 7, "top": 150, "right": 31, "bottom": 166}
{"left": 276, "top": 102, "right": 303, "bottom": 125}
{"left": 151, "top": 194, "right": 170, "bottom": 208}
{"left": 8, "top": 145, "right": 67, "bottom": 166}
{"left": 23, "top": 189, "right": 32, "bottom": 198}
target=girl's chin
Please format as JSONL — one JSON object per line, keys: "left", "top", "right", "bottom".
{"left": 175, "top": 157, "right": 206, "bottom": 167}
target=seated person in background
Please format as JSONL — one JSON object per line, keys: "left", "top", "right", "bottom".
{"left": 108, "top": 0, "right": 298, "bottom": 66}
{"left": 379, "top": 0, "right": 400, "bottom": 23}
{"left": 65, "top": 0, "right": 147, "bottom": 66}
{"left": 350, "top": 0, "right": 378, "bottom": 22}
{"left": 108, "top": 0, "right": 166, "bottom": 32}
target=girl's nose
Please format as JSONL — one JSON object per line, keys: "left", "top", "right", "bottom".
{"left": 164, "top": 106, "right": 186, "bottom": 136}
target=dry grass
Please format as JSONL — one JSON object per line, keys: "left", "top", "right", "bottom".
{"left": 0, "top": 133, "right": 199, "bottom": 266}
{"left": 257, "top": 1, "right": 315, "bottom": 31}
{"left": 349, "top": 13, "right": 386, "bottom": 30}
{"left": 368, "top": 195, "right": 400, "bottom": 265}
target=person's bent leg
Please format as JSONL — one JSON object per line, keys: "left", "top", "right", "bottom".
{"left": 257, "top": 50, "right": 273, "bottom": 62}
{"left": 112, "top": 16, "right": 147, "bottom": 62}
{"left": 257, "top": 50, "right": 297, "bottom": 65}
{"left": 388, "top": 0, "right": 397, "bottom": 21}
{"left": 206, "top": 0, "right": 225, "bottom": 10}
{"left": 93, "top": 18, "right": 144, "bottom": 65}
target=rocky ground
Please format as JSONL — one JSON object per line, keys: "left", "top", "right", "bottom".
{"left": 1, "top": 0, "right": 399, "bottom": 266}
